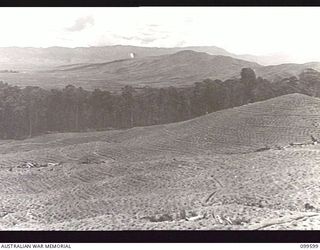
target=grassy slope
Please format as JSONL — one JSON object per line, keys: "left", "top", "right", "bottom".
{"left": 1, "top": 93, "right": 320, "bottom": 230}
{"left": 1, "top": 53, "right": 320, "bottom": 92}
{"left": 0, "top": 51, "right": 260, "bottom": 91}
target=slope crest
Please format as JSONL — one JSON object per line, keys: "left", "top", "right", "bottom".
{"left": 114, "top": 93, "right": 320, "bottom": 156}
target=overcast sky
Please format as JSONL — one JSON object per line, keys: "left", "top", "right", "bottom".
{"left": 0, "top": 7, "right": 320, "bottom": 63}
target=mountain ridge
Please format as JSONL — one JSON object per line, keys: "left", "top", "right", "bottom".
{"left": 1, "top": 48, "right": 320, "bottom": 91}
{"left": 0, "top": 45, "right": 316, "bottom": 70}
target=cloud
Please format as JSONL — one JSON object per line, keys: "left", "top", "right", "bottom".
{"left": 184, "top": 17, "right": 194, "bottom": 24}
{"left": 114, "top": 35, "right": 156, "bottom": 44}
{"left": 114, "top": 34, "right": 134, "bottom": 41}
{"left": 175, "top": 40, "right": 187, "bottom": 47}
{"left": 66, "top": 16, "right": 94, "bottom": 32}
{"left": 113, "top": 33, "right": 170, "bottom": 45}
{"left": 140, "top": 37, "right": 158, "bottom": 44}
{"left": 148, "top": 24, "right": 160, "bottom": 28}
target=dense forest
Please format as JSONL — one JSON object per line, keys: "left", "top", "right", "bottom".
{"left": 0, "top": 67, "right": 320, "bottom": 139}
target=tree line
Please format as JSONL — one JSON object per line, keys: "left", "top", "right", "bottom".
{"left": 0, "top": 67, "right": 319, "bottom": 139}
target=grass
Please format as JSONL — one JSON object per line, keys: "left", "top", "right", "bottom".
{"left": 1, "top": 93, "right": 320, "bottom": 230}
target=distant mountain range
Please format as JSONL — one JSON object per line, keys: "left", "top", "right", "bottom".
{"left": 0, "top": 45, "right": 236, "bottom": 70}
{"left": 0, "top": 46, "right": 320, "bottom": 91}
{"left": 0, "top": 45, "right": 313, "bottom": 70}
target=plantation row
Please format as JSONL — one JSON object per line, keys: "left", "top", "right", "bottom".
{"left": 0, "top": 67, "right": 319, "bottom": 139}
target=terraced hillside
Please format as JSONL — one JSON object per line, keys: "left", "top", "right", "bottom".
{"left": 1, "top": 93, "right": 320, "bottom": 230}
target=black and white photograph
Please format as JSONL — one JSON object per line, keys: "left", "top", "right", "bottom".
{"left": 0, "top": 7, "right": 320, "bottom": 232}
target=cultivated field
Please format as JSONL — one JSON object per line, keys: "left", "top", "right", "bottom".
{"left": 1, "top": 93, "right": 320, "bottom": 230}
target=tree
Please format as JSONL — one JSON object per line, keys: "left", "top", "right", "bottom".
{"left": 121, "top": 86, "right": 136, "bottom": 127}
{"left": 299, "top": 68, "right": 320, "bottom": 96}
{"left": 240, "top": 68, "right": 257, "bottom": 102}
{"left": 22, "top": 86, "right": 47, "bottom": 137}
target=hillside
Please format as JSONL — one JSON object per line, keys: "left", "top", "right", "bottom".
{"left": 0, "top": 45, "right": 308, "bottom": 71}
{"left": 49, "top": 50, "right": 261, "bottom": 86}
{"left": 1, "top": 93, "right": 320, "bottom": 230}
{"left": 2, "top": 93, "right": 320, "bottom": 163}
{"left": 0, "top": 50, "right": 261, "bottom": 91}
{"left": 256, "top": 62, "right": 320, "bottom": 81}
{"left": 0, "top": 45, "right": 234, "bottom": 70}
{"left": 1, "top": 48, "right": 320, "bottom": 91}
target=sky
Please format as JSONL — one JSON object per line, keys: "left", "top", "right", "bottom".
{"left": 0, "top": 7, "right": 320, "bottom": 63}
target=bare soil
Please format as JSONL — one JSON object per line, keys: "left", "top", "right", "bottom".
{"left": 1, "top": 93, "right": 320, "bottom": 230}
